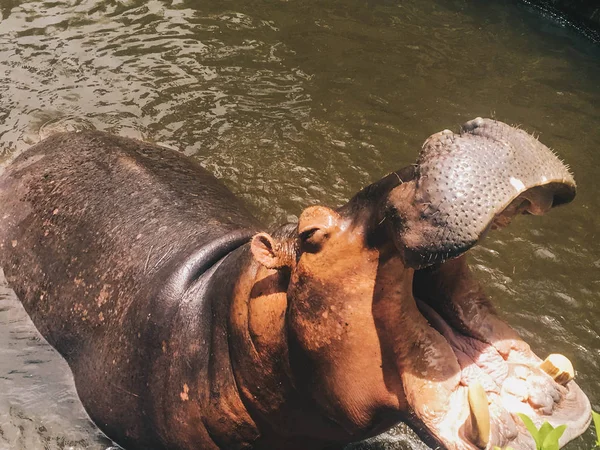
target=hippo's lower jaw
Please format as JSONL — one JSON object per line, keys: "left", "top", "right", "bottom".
{"left": 405, "top": 263, "right": 592, "bottom": 450}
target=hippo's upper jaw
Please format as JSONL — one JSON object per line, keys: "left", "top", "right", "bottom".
{"left": 385, "top": 117, "right": 576, "bottom": 269}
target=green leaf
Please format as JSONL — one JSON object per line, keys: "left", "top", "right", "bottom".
{"left": 518, "top": 413, "right": 541, "bottom": 449}
{"left": 593, "top": 410, "right": 600, "bottom": 447}
{"left": 536, "top": 421, "right": 555, "bottom": 448}
{"left": 541, "top": 424, "right": 566, "bottom": 450}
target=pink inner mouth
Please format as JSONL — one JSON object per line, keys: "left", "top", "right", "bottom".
{"left": 413, "top": 297, "right": 591, "bottom": 449}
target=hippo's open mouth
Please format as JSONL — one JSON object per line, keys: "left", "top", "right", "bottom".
{"left": 410, "top": 284, "right": 591, "bottom": 449}
{"left": 383, "top": 118, "right": 591, "bottom": 449}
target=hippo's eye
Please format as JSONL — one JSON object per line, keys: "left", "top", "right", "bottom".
{"left": 299, "top": 227, "right": 329, "bottom": 253}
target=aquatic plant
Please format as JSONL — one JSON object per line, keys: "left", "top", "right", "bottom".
{"left": 492, "top": 409, "right": 600, "bottom": 450}
{"left": 517, "top": 413, "right": 566, "bottom": 450}
{"left": 593, "top": 410, "right": 600, "bottom": 448}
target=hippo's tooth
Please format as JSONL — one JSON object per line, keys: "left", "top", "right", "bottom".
{"left": 539, "top": 354, "right": 575, "bottom": 385}
{"left": 467, "top": 382, "right": 491, "bottom": 449}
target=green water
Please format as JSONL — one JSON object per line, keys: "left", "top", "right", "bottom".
{"left": 0, "top": 0, "right": 599, "bottom": 448}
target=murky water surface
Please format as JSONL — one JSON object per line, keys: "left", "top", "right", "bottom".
{"left": 0, "top": 0, "right": 599, "bottom": 449}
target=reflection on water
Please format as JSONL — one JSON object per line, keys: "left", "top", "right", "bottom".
{"left": 0, "top": 0, "right": 599, "bottom": 449}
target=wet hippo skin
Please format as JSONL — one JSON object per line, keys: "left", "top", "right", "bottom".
{"left": 0, "top": 118, "right": 591, "bottom": 450}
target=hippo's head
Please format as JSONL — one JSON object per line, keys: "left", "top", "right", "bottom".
{"left": 249, "top": 118, "right": 590, "bottom": 449}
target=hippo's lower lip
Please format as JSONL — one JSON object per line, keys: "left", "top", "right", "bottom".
{"left": 408, "top": 280, "right": 591, "bottom": 449}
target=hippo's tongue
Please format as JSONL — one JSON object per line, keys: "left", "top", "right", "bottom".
{"left": 388, "top": 118, "right": 576, "bottom": 269}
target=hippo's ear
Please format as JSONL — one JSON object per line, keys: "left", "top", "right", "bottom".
{"left": 251, "top": 232, "right": 294, "bottom": 269}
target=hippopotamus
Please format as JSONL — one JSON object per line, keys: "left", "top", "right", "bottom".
{"left": 0, "top": 118, "right": 591, "bottom": 450}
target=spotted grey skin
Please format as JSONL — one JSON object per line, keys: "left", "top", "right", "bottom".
{"left": 389, "top": 117, "right": 577, "bottom": 268}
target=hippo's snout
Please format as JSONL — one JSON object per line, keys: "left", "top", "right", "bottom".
{"left": 388, "top": 118, "right": 576, "bottom": 268}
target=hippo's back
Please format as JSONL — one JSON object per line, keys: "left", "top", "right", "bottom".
{"left": 0, "top": 131, "right": 260, "bottom": 351}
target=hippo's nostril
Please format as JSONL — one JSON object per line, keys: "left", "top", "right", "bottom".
{"left": 460, "top": 117, "right": 485, "bottom": 133}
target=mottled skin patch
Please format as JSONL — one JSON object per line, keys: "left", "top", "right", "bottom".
{"left": 0, "top": 121, "right": 589, "bottom": 450}
{"left": 180, "top": 384, "right": 190, "bottom": 402}
{"left": 96, "top": 284, "right": 111, "bottom": 308}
